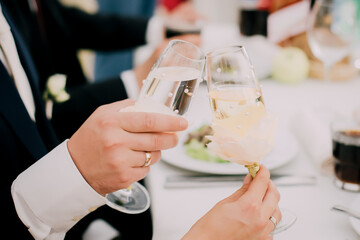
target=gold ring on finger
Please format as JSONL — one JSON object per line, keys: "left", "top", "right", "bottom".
{"left": 269, "top": 215, "right": 277, "bottom": 230}
{"left": 144, "top": 152, "right": 152, "bottom": 167}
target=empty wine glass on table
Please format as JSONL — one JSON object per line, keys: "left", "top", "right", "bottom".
{"left": 205, "top": 45, "right": 296, "bottom": 234}
{"left": 106, "top": 40, "right": 206, "bottom": 214}
{"left": 307, "top": 0, "right": 357, "bottom": 81}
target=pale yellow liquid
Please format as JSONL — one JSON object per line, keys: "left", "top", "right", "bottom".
{"left": 138, "top": 66, "right": 201, "bottom": 116}
{"left": 208, "top": 85, "right": 266, "bottom": 137}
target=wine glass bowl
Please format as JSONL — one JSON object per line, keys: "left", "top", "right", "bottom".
{"left": 205, "top": 45, "right": 296, "bottom": 233}
{"left": 307, "top": 0, "right": 357, "bottom": 81}
{"left": 106, "top": 40, "right": 205, "bottom": 214}
{"left": 136, "top": 40, "right": 205, "bottom": 118}
{"left": 205, "top": 46, "right": 275, "bottom": 176}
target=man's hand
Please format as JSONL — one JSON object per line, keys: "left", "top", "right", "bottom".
{"left": 68, "top": 99, "right": 188, "bottom": 195}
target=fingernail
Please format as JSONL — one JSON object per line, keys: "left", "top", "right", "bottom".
{"left": 180, "top": 118, "right": 188, "bottom": 129}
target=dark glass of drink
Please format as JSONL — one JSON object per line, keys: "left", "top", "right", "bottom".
{"left": 239, "top": 9, "right": 268, "bottom": 37}
{"left": 332, "top": 120, "right": 360, "bottom": 191}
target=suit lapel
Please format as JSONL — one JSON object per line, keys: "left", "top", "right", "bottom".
{"left": 0, "top": 4, "right": 58, "bottom": 158}
{"left": 8, "top": 16, "right": 59, "bottom": 150}
{"left": 0, "top": 63, "right": 47, "bottom": 159}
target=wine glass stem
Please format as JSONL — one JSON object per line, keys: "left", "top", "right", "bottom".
{"left": 121, "top": 185, "right": 133, "bottom": 203}
{"left": 245, "top": 163, "right": 260, "bottom": 178}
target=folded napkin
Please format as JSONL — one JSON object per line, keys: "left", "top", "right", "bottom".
{"left": 290, "top": 108, "right": 340, "bottom": 172}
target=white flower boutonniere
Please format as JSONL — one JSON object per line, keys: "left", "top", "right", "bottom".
{"left": 44, "top": 74, "right": 70, "bottom": 103}
{"left": 43, "top": 74, "right": 70, "bottom": 119}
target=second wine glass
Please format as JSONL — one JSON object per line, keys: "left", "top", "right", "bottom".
{"left": 307, "top": 0, "right": 357, "bottom": 81}
{"left": 106, "top": 40, "right": 205, "bottom": 214}
{"left": 205, "top": 45, "right": 296, "bottom": 234}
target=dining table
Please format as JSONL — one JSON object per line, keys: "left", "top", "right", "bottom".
{"left": 145, "top": 76, "right": 360, "bottom": 240}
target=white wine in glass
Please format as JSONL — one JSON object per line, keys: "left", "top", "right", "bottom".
{"left": 307, "top": 0, "right": 357, "bottom": 81}
{"left": 106, "top": 40, "right": 205, "bottom": 214}
{"left": 205, "top": 45, "right": 296, "bottom": 234}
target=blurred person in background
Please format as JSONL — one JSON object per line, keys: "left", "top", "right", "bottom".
{"left": 2, "top": 0, "right": 201, "bottom": 142}
{"left": 94, "top": 0, "right": 205, "bottom": 81}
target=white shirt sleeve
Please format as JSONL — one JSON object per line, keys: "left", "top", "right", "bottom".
{"left": 11, "top": 140, "right": 107, "bottom": 240}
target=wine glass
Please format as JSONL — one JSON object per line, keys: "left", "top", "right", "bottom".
{"left": 205, "top": 45, "right": 296, "bottom": 234}
{"left": 307, "top": 0, "right": 357, "bottom": 81}
{"left": 106, "top": 40, "right": 205, "bottom": 214}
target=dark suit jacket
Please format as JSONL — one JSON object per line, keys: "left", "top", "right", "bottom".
{"left": 1, "top": 5, "right": 152, "bottom": 240}
{"left": 1, "top": 5, "right": 59, "bottom": 238}
{"left": 3, "top": 0, "right": 149, "bottom": 89}
{"left": 2, "top": 0, "right": 150, "bottom": 140}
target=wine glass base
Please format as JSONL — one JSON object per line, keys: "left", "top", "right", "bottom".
{"left": 106, "top": 182, "right": 150, "bottom": 214}
{"left": 271, "top": 208, "right": 297, "bottom": 235}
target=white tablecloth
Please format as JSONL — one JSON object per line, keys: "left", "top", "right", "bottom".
{"left": 145, "top": 77, "right": 360, "bottom": 240}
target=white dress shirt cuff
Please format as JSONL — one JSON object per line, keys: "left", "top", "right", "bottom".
{"left": 11, "top": 140, "right": 107, "bottom": 239}
{"left": 120, "top": 70, "right": 139, "bottom": 100}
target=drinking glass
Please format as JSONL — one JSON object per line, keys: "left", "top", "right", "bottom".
{"left": 331, "top": 119, "right": 360, "bottom": 192}
{"left": 205, "top": 45, "right": 296, "bottom": 234}
{"left": 106, "top": 40, "right": 205, "bottom": 214}
{"left": 307, "top": 0, "right": 357, "bottom": 81}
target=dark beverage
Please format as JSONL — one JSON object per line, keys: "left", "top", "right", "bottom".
{"left": 239, "top": 9, "right": 268, "bottom": 36}
{"left": 332, "top": 129, "right": 360, "bottom": 188}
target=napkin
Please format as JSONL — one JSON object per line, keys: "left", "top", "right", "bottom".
{"left": 290, "top": 108, "right": 340, "bottom": 172}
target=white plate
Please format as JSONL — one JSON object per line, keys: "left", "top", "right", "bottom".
{"left": 350, "top": 195, "right": 360, "bottom": 236}
{"left": 162, "top": 125, "right": 299, "bottom": 175}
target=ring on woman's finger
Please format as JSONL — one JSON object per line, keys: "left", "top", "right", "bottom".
{"left": 269, "top": 215, "right": 277, "bottom": 230}
{"left": 143, "top": 152, "right": 152, "bottom": 167}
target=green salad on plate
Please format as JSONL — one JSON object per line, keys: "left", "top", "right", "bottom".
{"left": 184, "top": 125, "right": 229, "bottom": 163}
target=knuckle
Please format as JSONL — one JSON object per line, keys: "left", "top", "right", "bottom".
{"left": 101, "top": 131, "right": 126, "bottom": 151}
{"left": 254, "top": 218, "right": 267, "bottom": 231}
{"left": 151, "top": 134, "right": 161, "bottom": 150}
{"left": 95, "top": 104, "right": 110, "bottom": 116}
{"left": 101, "top": 134, "right": 115, "bottom": 150}
{"left": 97, "top": 116, "right": 113, "bottom": 129}
{"left": 144, "top": 113, "right": 156, "bottom": 130}
{"left": 248, "top": 201, "right": 260, "bottom": 213}
{"left": 117, "top": 172, "right": 131, "bottom": 185}
{"left": 101, "top": 133, "right": 119, "bottom": 150}
{"left": 106, "top": 158, "right": 119, "bottom": 170}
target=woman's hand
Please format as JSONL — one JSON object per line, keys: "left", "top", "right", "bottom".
{"left": 68, "top": 99, "right": 188, "bottom": 195}
{"left": 183, "top": 166, "right": 281, "bottom": 240}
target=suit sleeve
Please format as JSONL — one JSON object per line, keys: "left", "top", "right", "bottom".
{"left": 52, "top": 1, "right": 150, "bottom": 51}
